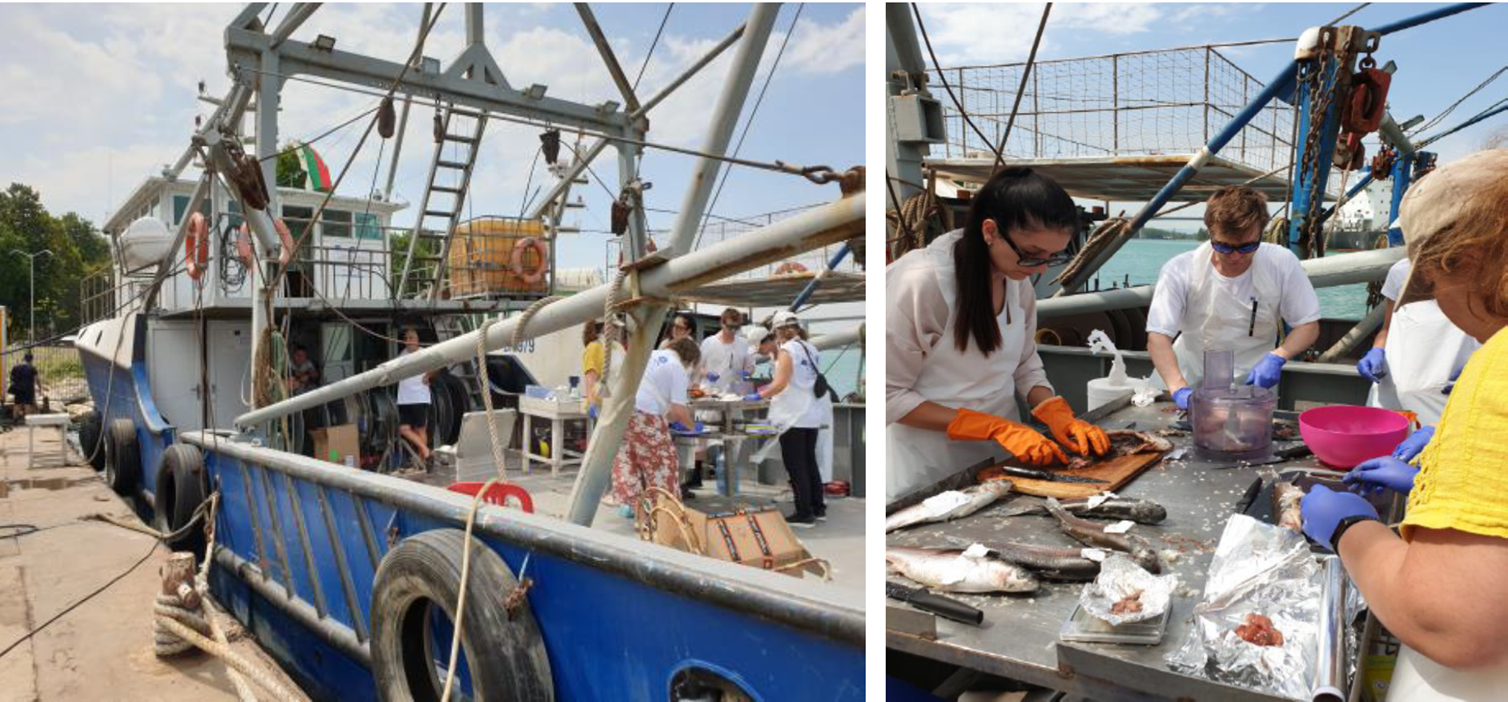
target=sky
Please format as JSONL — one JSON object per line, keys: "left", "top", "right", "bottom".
{"left": 912, "top": 2, "right": 1508, "bottom": 229}
{"left": 0, "top": 2, "right": 865, "bottom": 278}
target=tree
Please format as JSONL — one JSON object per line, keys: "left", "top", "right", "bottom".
{"left": 0, "top": 183, "right": 111, "bottom": 340}
{"left": 276, "top": 142, "right": 308, "bottom": 190}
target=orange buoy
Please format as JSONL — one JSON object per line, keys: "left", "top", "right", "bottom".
{"left": 511, "top": 236, "right": 549, "bottom": 285}
{"left": 184, "top": 212, "right": 209, "bottom": 280}
{"left": 773, "top": 261, "right": 809, "bottom": 276}
{"left": 236, "top": 218, "right": 296, "bottom": 267}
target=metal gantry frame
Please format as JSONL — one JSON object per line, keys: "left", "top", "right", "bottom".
{"left": 188, "top": 2, "right": 859, "bottom": 527}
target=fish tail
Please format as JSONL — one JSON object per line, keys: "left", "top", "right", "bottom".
{"left": 1042, "top": 496, "right": 1070, "bottom": 523}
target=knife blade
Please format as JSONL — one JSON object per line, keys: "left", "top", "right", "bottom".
{"left": 886, "top": 581, "right": 984, "bottom": 625}
{"left": 992, "top": 464, "right": 1108, "bottom": 484}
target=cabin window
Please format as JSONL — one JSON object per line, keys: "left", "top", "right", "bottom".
{"left": 355, "top": 211, "right": 382, "bottom": 240}
{"left": 283, "top": 206, "right": 314, "bottom": 248}
{"left": 173, "top": 196, "right": 190, "bottom": 225}
{"left": 227, "top": 200, "right": 243, "bottom": 230}
{"left": 322, "top": 209, "right": 352, "bottom": 238}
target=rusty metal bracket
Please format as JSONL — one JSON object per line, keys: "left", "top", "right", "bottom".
{"left": 503, "top": 577, "right": 535, "bottom": 620}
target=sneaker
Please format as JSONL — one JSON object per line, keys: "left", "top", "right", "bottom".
{"left": 681, "top": 487, "right": 697, "bottom": 500}
{"left": 785, "top": 513, "right": 817, "bottom": 528}
{"left": 815, "top": 510, "right": 828, "bottom": 522}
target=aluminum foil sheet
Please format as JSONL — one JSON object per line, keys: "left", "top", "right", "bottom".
{"left": 1081, "top": 553, "right": 1179, "bottom": 627}
{"left": 1165, "top": 514, "right": 1324, "bottom": 699}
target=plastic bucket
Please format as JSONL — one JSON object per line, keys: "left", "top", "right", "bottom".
{"left": 1299, "top": 405, "right": 1411, "bottom": 469}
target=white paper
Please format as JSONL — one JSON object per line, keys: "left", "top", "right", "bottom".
{"left": 1081, "top": 548, "right": 1109, "bottom": 562}
{"left": 921, "top": 491, "right": 972, "bottom": 514}
{"left": 1086, "top": 491, "right": 1118, "bottom": 509}
{"left": 1104, "top": 520, "right": 1136, "bottom": 535}
{"left": 962, "top": 543, "right": 991, "bottom": 559}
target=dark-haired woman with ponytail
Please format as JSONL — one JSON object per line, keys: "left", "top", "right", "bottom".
{"left": 886, "top": 168, "right": 1109, "bottom": 499}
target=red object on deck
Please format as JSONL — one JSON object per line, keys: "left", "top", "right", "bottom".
{"left": 447, "top": 481, "right": 535, "bottom": 513}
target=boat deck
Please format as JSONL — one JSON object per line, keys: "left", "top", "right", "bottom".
{"left": 0, "top": 423, "right": 305, "bottom": 701}
{"left": 412, "top": 450, "right": 867, "bottom": 594}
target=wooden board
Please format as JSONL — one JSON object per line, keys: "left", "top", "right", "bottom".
{"left": 987, "top": 451, "right": 1167, "bottom": 499}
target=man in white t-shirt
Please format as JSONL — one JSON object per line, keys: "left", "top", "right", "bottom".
{"left": 698, "top": 307, "right": 754, "bottom": 393}
{"left": 1146, "top": 186, "right": 1321, "bottom": 409}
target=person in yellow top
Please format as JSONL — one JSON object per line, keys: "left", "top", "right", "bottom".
{"left": 1301, "top": 149, "right": 1508, "bottom": 698}
{"left": 581, "top": 318, "right": 625, "bottom": 418}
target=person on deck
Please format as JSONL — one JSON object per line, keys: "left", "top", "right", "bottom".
{"left": 288, "top": 345, "right": 320, "bottom": 395}
{"left": 8, "top": 352, "right": 40, "bottom": 421}
{"left": 747, "top": 311, "right": 825, "bottom": 527}
{"left": 1146, "top": 186, "right": 1322, "bottom": 408}
{"left": 1304, "top": 150, "right": 1508, "bottom": 698}
{"left": 745, "top": 324, "right": 778, "bottom": 363}
{"left": 886, "top": 167, "right": 1109, "bottom": 500}
{"left": 394, "top": 329, "right": 437, "bottom": 466}
{"left": 1358, "top": 255, "right": 1479, "bottom": 461}
{"left": 699, "top": 308, "right": 754, "bottom": 393}
{"left": 581, "top": 318, "right": 626, "bottom": 418}
{"left": 611, "top": 336, "right": 699, "bottom": 518}
{"left": 658, "top": 313, "right": 696, "bottom": 350}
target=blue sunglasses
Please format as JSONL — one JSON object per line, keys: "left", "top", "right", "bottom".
{"left": 1211, "top": 240, "right": 1261, "bottom": 255}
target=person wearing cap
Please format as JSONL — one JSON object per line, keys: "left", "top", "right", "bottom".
{"left": 746, "top": 311, "right": 825, "bottom": 527}
{"left": 744, "top": 324, "right": 777, "bottom": 362}
{"left": 1146, "top": 186, "right": 1322, "bottom": 409}
{"left": 886, "top": 168, "right": 1109, "bottom": 500}
{"left": 1303, "top": 149, "right": 1508, "bottom": 694}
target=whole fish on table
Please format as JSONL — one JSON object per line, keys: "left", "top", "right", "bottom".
{"left": 995, "top": 496, "right": 1167, "bottom": 525}
{"left": 963, "top": 540, "right": 1103, "bottom": 582}
{"left": 1043, "top": 497, "right": 1162, "bottom": 573}
{"left": 885, "top": 480, "right": 1013, "bottom": 533}
{"left": 885, "top": 546, "right": 1039, "bottom": 594}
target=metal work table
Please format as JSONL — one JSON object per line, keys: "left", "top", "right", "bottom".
{"left": 518, "top": 395, "right": 587, "bottom": 475}
{"left": 678, "top": 397, "right": 770, "bottom": 497}
{"left": 887, "top": 399, "right": 1339, "bottom": 702}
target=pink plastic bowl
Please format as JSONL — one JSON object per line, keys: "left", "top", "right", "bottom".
{"left": 1299, "top": 405, "right": 1411, "bottom": 469}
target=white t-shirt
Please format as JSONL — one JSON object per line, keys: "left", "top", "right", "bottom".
{"left": 1146, "top": 244, "right": 1322, "bottom": 338}
{"left": 1381, "top": 258, "right": 1410, "bottom": 301}
{"left": 780, "top": 338, "right": 826, "bottom": 428}
{"left": 395, "top": 349, "right": 431, "bottom": 405}
{"left": 635, "top": 349, "right": 690, "bottom": 416}
{"left": 699, "top": 333, "right": 753, "bottom": 384}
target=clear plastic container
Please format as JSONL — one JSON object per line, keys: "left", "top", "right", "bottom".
{"left": 1191, "top": 349, "right": 1277, "bottom": 460}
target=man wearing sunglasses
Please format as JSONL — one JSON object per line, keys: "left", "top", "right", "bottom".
{"left": 1145, "top": 186, "right": 1321, "bottom": 409}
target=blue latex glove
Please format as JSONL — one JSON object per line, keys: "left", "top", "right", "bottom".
{"left": 1443, "top": 365, "right": 1464, "bottom": 395}
{"left": 588, "top": 404, "right": 599, "bottom": 420}
{"left": 1343, "top": 456, "right": 1419, "bottom": 496}
{"left": 1357, "top": 348, "right": 1389, "bottom": 383}
{"left": 1172, "top": 387, "right": 1193, "bottom": 410}
{"left": 1392, "top": 425, "right": 1435, "bottom": 462}
{"left": 669, "top": 422, "right": 690, "bottom": 432}
{"left": 1244, "top": 353, "right": 1287, "bottom": 389}
{"left": 743, "top": 392, "right": 763, "bottom": 402}
{"left": 705, "top": 372, "right": 720, "bottom": 383}
{"left": 738, "top": 369, "right": 752, "bottom": 380}
{"left": 1301, "top": 484, "right": 1381, "bottom": 552}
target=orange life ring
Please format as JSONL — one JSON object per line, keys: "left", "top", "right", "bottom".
{"left": 236, "top": 218, "right": 295, "bottom": 267}
{"left": 511, "top": 236, "right": 549, "bottom": 285}
{"left": 184, "top": 212, "right": 209, "bottom": 280}
{"left": 773, "top": 261, "right": 808, "bottom": 276}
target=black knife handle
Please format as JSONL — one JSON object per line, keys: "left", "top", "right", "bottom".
{"left": 887, "top": 582, "right": 984, "bottom": 625}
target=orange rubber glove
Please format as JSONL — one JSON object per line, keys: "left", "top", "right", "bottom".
{"left": 1031, "top": 396, "right": 1111, "bottom": 457}
{"left": 947, "top": 408, "right": 1069, "bottom": 466}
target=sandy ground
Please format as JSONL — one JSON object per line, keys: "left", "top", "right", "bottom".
{"left": 0, "top": 422, "right": 305, "bottom": 701}
{"left": 425, "top": 449, "right": 867, "bottom": 594}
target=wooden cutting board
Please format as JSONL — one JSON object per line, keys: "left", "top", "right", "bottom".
{"left": 987, "top": 451, "right": 1168, "bottom": 499}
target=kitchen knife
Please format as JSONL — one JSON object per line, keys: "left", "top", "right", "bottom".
{"left": 886, "top": 581, "right": 984, "bottom": 625}
{"left": 993, "top": 464, "right": 1109, "bottom": 484}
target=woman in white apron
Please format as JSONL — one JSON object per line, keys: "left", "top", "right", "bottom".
{"left": 886, "top": 168, "right": 1109, "bottom": 501}
{"left": 1363, "top": 258, "right": 1479, "bottom": 427}
{"left": 1301, "top": 150, "right": 1508, "bottom": 699}
{"left": 747, "top": 311, "right": 825, "bottom": 527}
{"left": 1145, "top": 187, "right": 1321, "bottom": 407}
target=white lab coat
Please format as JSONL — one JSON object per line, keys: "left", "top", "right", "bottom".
{"left": 885, "top": 230, "right": 1052, "bottom": 500}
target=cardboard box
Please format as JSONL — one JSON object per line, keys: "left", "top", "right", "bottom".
{"left": 311, "top": 424, "right": 360, "bottom": 467}
{"left": 647, "top": 494, "right": 826, "bottom": 579}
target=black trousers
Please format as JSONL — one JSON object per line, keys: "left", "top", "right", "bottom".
{"left": 779, "top": 427, "right": 824, "bottom": 519}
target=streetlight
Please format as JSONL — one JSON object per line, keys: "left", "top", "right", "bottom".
{"left": 8, "top": 249, "right": 52, "bottom": 343}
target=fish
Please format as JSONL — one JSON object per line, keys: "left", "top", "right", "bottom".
{"left": 885, "top": 546, "right": 1039, "bottom": 594}
{"left": 1273, "top": 481, "right": 1304, "bottom": 532}
{"left": 1059, "top": 430, "right": 1174, "bottom": 470}
{"left": 994, "top": 496, "right": 1167, "bottom": 525}
{"left": 884, "top": 481, "right": 1013, "bottom": 532}
{"left": 967, "top": 540, "right": 1103, "bottom": 582}
{"left": 1043, "top": 497, "right": 1162, "bottom": 573}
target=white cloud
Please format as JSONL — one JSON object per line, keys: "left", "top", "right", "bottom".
{"left": 915, "top": 3, "right": 1164, "bottom": 66}
{"left": 783, "top": 6, "right": 866, "bottom": 76}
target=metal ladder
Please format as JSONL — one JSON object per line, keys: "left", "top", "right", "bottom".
{"left": 396, "top": 106, "right": 489, "bottom": 300}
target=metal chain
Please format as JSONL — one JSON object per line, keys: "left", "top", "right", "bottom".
{"left": 1296, "top": 32, "right": 1351, "bottom": 259}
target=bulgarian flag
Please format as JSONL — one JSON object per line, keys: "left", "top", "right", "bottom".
{"left": 296, "top": 143, "right": 333, "bottom": 193}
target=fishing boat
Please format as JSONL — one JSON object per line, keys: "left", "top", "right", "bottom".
{"left": 885, "top": 3, "right": 1502, "bottom": 700}
{"left": 74, "top": 4, "right": 864, "bottom": 699}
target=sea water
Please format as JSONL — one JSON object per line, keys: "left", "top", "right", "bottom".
{"left": 1085, "top": 239, "right": 1370, "bottom": 321}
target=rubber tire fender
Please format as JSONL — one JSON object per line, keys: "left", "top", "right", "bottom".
{"left": 156, "top": 443, "right": 207, "bottom": 554}
{"left": 104, "top": 418, "right": 140, "bottom": 495}
{"left": 370, "top": 529, "right": 553, "bottom": 702}
{"left": 78, "top": 410, "right": 105, "bottom": 472}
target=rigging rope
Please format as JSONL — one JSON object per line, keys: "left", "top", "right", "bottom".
{"left": 1411, "top": 65, "right": 1508, "bottom": 136}
{"left": 910, "top": 3, "right": 1003, "bottom": 166}
{"left": 993, "top": 3, "right": 1052, "bottom": 171}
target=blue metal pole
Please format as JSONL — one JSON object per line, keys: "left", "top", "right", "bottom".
{"left": 1287, "top": 51, "right": 1351, "bottom": 256}
{"left": 1387, "top": 152, "right": 1416, "bottom": 245}
{"left": 789, "top": 242, "right": 851, "bottom": 311}
{"left": 1369, "top": 3, "right": 1488, "bottom": 35}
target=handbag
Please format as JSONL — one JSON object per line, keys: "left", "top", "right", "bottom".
{"left": 796, "top": 341, "right": 837, "bottom": 403}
